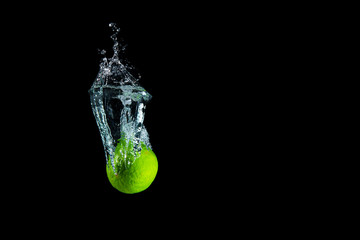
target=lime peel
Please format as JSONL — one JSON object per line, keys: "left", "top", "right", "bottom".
{"left": 106, "top": 138, "right": 158, "bottom": 194}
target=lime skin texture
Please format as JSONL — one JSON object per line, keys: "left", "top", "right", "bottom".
{"left": 106, "top": 138, "right": 158, "bottom": 194}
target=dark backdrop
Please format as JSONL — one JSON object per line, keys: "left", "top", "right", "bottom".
{"left": 4, "top": 5, "right": 305, "bottom": 209}
{"left": 1, "top": 3, "right": 331, "bottom": 233}
{"left": 21, "top": 10, "right": 233, "bottom": 202}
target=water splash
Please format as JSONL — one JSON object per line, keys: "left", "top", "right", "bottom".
{"left": 94, "top": 22, "right": 139, "bottom": 87}
{"left": 89, "top": 23, "right": 152, "bottom": 174}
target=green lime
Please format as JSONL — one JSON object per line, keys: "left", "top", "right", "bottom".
{"left": 106, "top": 139, "right": 158, "bottom": 194}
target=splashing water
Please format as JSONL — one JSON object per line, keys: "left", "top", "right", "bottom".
{"left": 89, "top": 23, "right": 152, "bottom": 175}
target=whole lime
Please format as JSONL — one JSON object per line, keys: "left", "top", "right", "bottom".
{"left": 106, "top": 139, "right": 158, "bottom": 194}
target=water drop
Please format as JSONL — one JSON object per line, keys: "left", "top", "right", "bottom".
{"left": 109, "top": 22, "right": 120, "bottom": 32}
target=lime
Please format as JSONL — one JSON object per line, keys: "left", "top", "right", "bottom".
{"left": 106, "top": 139, "right": 158, "bottom": 194}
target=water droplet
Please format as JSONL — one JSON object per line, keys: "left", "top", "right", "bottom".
{"left": 94, "top": 22, "right": 142, "bottom": 87}
{"left": 109, "top": 22, "right": 120, "bottom": 32}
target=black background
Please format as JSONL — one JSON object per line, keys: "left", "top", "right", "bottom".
{"left": 3, "top": 4, "right": 308, "bottom": 210}
{"left": 1, "top": 3, "right": 340, "bottom": 233}
{"left": 11, "top": 8, "right": 241, "bottom": 203}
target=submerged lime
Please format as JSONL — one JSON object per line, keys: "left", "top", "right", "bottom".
{"left": 106, "top": 139, "right": 158, "bottom": 194}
